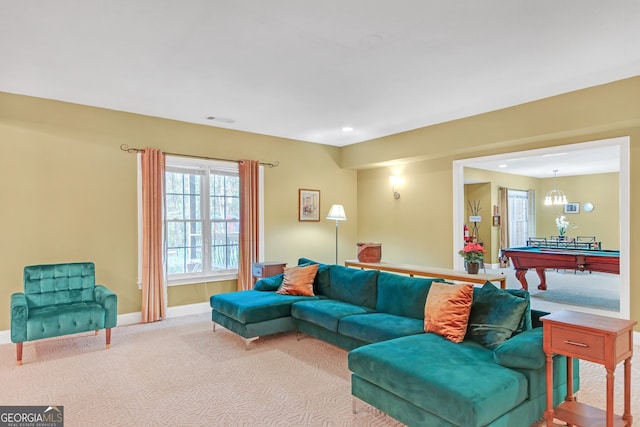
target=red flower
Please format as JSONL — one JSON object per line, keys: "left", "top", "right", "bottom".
{"left": 460, "top": 243, "right": 485, "bottom": 253}
{"left": 458, "top": 243, "right": 485, "bottom": 262}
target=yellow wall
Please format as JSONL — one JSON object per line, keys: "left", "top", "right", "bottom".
{"left": 0, "top": 93, "right": 357, "bottom": 330}
{"left": 356, "top": 157, "right": 453, "bottom": 266}
{"left": 342, "top": 76, "right": 640, "bottom": 170}
{"left": 355, "top": 164, "right": 622, "bottom": 269}
{"left": 464, "top": 183, "right": 492, "bottom": 256}
{"left": 537, "top": 173, "right": 619, "bottom": 248}
{"left": 352, "top": 76, "right": 640, "bottom": 328}
{"left": 459, "top": 169, "right": 619, "bottom": 262}
{"left": 2, "top": 75, "right": 639, "bottom": 331}
{"left": 463, "top": 168, "right": 540, "bottom": 263}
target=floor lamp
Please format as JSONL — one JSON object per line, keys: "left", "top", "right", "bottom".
{"left": 326, "top": 204, "right": 347, "bottom": 264}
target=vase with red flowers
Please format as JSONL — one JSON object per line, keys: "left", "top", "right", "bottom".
{"left": 458, "top": 242, "right": 485, "bottom": 274}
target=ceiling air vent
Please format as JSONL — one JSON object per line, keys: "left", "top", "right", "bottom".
{"left": 206, "top": 116, "right": 236, "bottom": 124}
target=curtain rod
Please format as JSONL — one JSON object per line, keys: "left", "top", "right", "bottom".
{"left": 119, "top": 144, "right": 279, "bottom": 167}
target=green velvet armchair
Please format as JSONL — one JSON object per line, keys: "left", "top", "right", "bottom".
{"left": 10, "top": 262, "right": 117, "bottom": 365}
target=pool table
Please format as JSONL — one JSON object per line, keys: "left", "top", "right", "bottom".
{"left": 501, "top": 246, "right": 620, "bottom": 291}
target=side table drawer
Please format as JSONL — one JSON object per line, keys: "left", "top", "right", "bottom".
{"left": 252, "top": 262, "right": 287, "bottom": 279}
{"left": 252, "top": 265, "right": 264, "bottom": 277}
{"left": 550, "top": 325, "right": 605, "bottom": 362}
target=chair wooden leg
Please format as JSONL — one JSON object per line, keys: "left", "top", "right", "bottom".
{"left": 16, "top": 342, "right": 23, "bottom": 366}
{"left": 105, "top": 328, "right": 111, "bottom": 349}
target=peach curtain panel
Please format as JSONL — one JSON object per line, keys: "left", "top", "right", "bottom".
{"left": 238, "top": 160, "right": 260, "bottom": 291}
{"left": 141, "top": 148, "right": 167, "bottom": 322}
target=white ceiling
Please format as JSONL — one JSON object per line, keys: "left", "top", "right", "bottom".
{"left": 1, "top": 1, "right": 640, "bottom": 149}
{"left": 465, "top": 138, "right": 622, "bottom": 178}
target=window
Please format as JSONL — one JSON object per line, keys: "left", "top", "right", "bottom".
{"left": 137, "top": 154, "right": 250, "bottom": 287}
{"left": 507, "top": 189, "right": 532, "bottom": 247}
{"left": 164, "top": 156, "right": 239, "bottom": 284}
{"left": 138, "top": 154, "right": 265, "bottom": 287}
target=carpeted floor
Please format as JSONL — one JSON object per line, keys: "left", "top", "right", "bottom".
{"left": 1, "top": 314, "right": 401, "bottom": 426}
{"left": 1, "top": 313, "right": 637, "bottom": 426}
{"left": 530, "top": 288, "right": 619, "bottom": 312}
{"left": 486, "top": 267, "right": 621, "bottom": 316}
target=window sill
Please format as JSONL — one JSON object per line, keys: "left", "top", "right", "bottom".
{"left": 137, "top": 272, "right": 238, "bottom": 289}
{"left": 169, "top": 273, "right": 238, "bottom": 286}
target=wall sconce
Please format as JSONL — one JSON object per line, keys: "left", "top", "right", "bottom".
{"left": 390, "top": 176, "right": 401, "bottom": 200}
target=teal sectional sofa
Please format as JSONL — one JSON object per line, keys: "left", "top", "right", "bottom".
{"left": 210, "top": 258, "right": 578, "bottom": 427}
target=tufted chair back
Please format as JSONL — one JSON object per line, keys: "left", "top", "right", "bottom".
{"left": 23, "top": 262, "right": 96, "bottom": 308}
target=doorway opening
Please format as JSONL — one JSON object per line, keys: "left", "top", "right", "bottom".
{"left": 452, "top": 137, "right": 630, "bottom": 319}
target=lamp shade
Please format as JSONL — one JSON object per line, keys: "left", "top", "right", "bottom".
{"left": 326, "top": 204, "right": 347, "bottom": 221}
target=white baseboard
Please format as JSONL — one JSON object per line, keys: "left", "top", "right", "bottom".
{"left": 0, "top": 302, "right": 211, "bottom": 345}
{"left": 166, "top": 302, "right": 210, "bottom": 319}
{"left": 0, "top": 329, "right": 10, "bottom": 345}
{"left": 117, "top": 311, "right": 142, "bottom": 326}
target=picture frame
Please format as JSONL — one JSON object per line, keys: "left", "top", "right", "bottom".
{"left": 564, "top": 202, "right": 580, "bottom": 214}
{"left": 492, "top": 215, "right": 500, "bottom": 226}
{"left": 299, "top": 189, "right": 320, "bottom": 221}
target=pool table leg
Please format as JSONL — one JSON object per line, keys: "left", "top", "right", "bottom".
{"left": 515, "top": 269, "right": 529, "bottom": 291}
{"left": 535, "top": 267, "right": 548, "bottom": 290}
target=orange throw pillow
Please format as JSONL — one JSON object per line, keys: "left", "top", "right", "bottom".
{"left": 424, "top": 282, "right": 474, "bottom": 343}
{"left": 276, "top": 264, "right": 319, "bottom": 296}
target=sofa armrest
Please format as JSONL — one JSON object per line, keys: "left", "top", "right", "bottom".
{"left": 493, "top": 327, "right": 545, "bottom": 370}
{"left": 10, "top": 293, "right": 28, "bottom": 343}
{"left": 94, "top": 285, "right": 118, "bottom": 328}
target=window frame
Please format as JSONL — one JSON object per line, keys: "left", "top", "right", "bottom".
{"left": 507, "top": 189, "right": 531, "bottom": 248}
{"left": 137, "top": 154, "right": 264, "bottom": 288}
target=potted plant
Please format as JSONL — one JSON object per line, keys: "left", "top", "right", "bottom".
{"left": 555, "top": 215, "right": 570, "bottom": 238}
{"left": 459, "top": 242, "right": 485, "bottom": 274}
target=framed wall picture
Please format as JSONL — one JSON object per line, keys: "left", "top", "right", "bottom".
{"left": 299, "top": 189, "right": 320, "bottom": 221}
{"left": 564, "top": 202, "right": 580, "bottom": 214}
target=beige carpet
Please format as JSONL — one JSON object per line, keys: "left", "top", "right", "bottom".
{"left": 1, "top": 313, "right": 637, "bottom": 426}
{"left": 485, "top": 268, "right": 621, "bottom": 317}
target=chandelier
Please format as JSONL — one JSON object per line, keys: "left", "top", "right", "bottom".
{"left": 544, "top": 170, "right": 567, "bottom": 206}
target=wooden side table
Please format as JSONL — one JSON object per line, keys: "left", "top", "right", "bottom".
{"left": 251, "top": 262, "right": 286, "bottom": 280}
{"left": 541, "top": 309, "right": 636, "bottom": 427}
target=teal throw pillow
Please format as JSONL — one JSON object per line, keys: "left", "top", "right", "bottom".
{"left": 467, "top": 283, "right": 529, "bottom": 349}
{"left": 493, "top": 328, "right": 545, "bottom": 370}
{"left": 484, "top": 281, "right": 532, "bottom": 334}
{"left": 296, "top": 258, "right": 331, "bottom": 296}
{"left": 253, "top": 274, "right": 284, "bottom": 291}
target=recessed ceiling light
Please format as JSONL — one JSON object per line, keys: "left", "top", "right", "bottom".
{"left": 342, "top": 126, "right": 354, "bottom": 132}
{"left": 498, "top": 164, "right": 507, "bottom": 168}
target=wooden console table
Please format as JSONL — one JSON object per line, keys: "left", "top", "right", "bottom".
{"left": 344, "top": 260, "right": 506, "bottom": 289}
{"left": 541, "top": 309, "right": 636, "bottom": 427}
